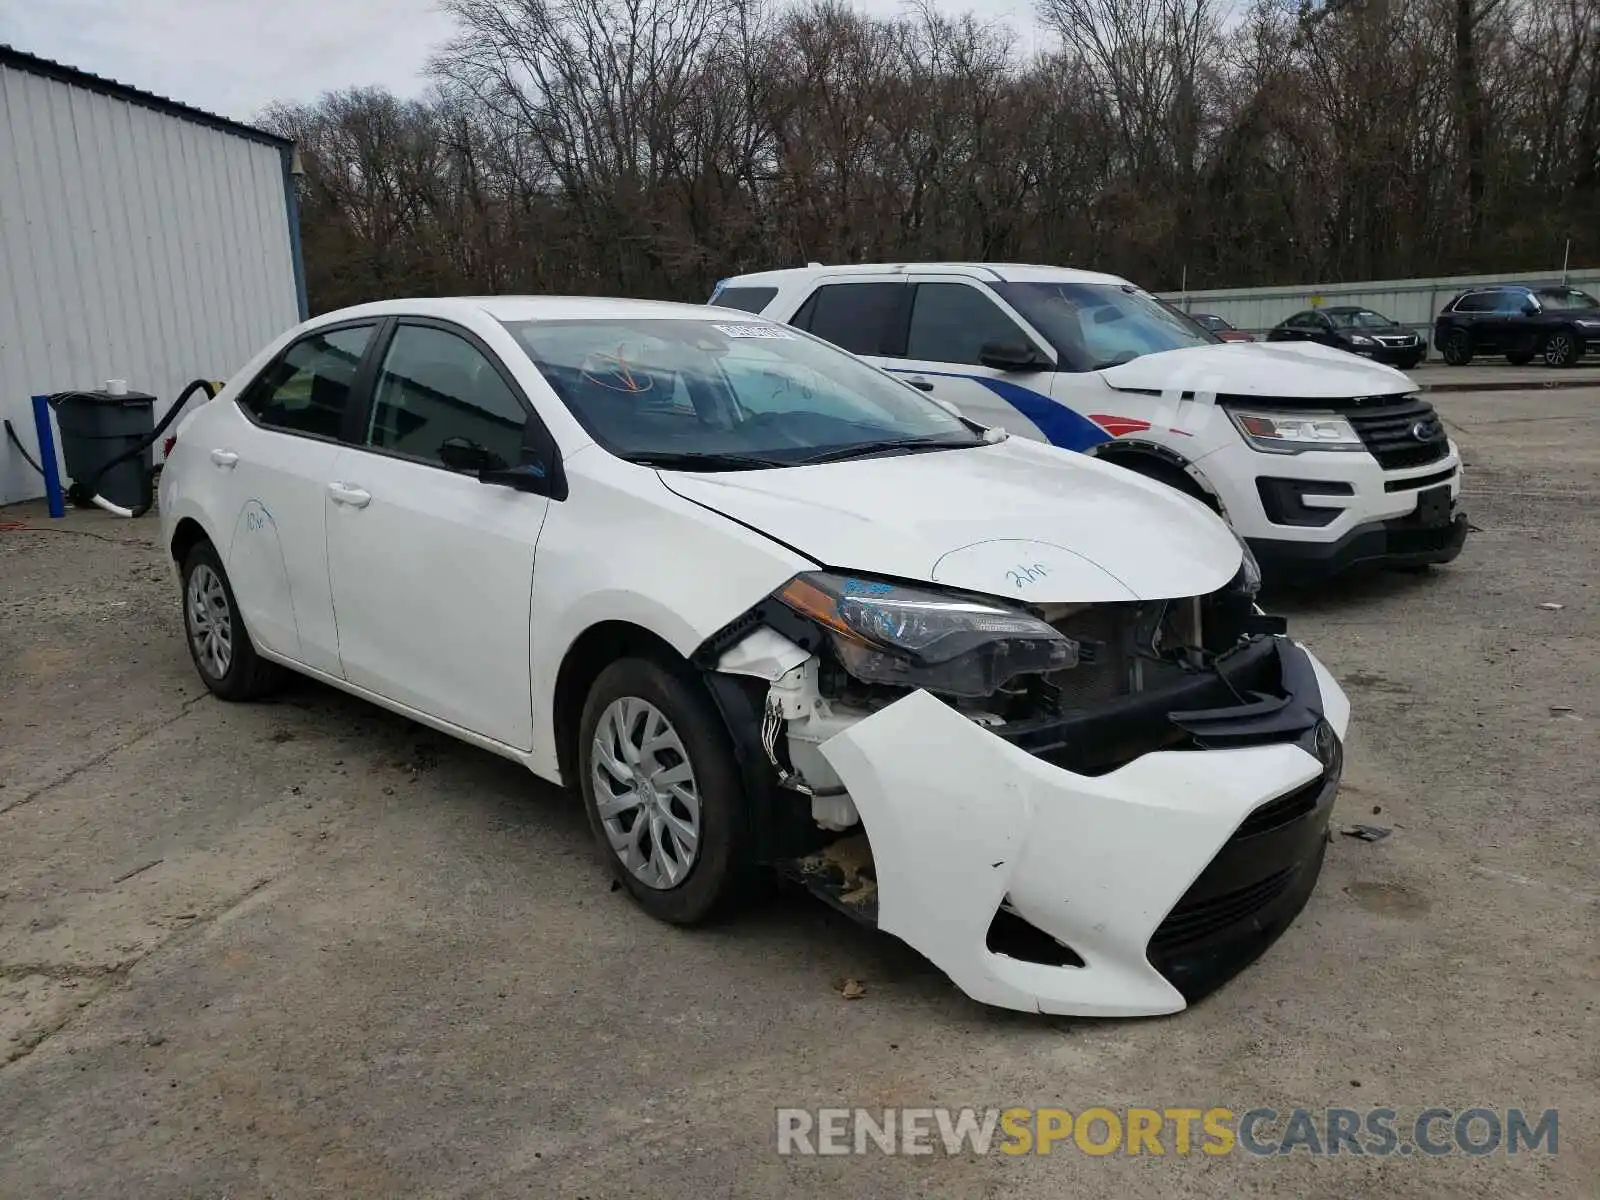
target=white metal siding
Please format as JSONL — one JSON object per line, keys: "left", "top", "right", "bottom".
{"left": 0, "top": 62, "right": 300, "bottom": 505}
{"left": 1162, "top": 268, "right": 1600, "bottom": 351}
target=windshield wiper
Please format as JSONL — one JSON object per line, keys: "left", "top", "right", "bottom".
{"left": 624, "top": 450, "right": 791, "bottom": 471}
{"left": 793, "top": 435, "right": 980, "bottom": 466}
{"left": 1090, "top": 351, "right": 1142, "bottom": 370}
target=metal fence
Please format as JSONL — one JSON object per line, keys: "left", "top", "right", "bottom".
{"left": 1159, "top": 268, "right": 1600, "bottom": 358}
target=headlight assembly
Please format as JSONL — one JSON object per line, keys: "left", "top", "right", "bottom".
{"left": 1226, "top": 408, "right": 1364, "bottom": 454}
{"left": 774, "top": 572, "right": 1077, "bottom": 697}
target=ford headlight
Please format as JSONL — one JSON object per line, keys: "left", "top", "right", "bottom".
{"left": 1226, "top": 408, "right": 1364, "bottom": 453}
{"left": 775, "top": 572, "right": 1077, "bottom": 697}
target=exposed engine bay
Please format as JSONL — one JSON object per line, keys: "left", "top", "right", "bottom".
{"left": 698, "top": 562, "right": 1347, "bottom": 1016}
{"left": 743, "top": 573, "right": 1279, "bottom": 833}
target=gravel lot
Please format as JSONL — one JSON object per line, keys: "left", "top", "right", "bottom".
{"left": 1, "top": 385, "right": 1595, "bottom": 1198}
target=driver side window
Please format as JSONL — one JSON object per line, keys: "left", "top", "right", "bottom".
{"left": 904, "top": 283, "right": 1029, "bottom": 366}
{"left": 366, "top": 324, "right": 527, "bottom": 469}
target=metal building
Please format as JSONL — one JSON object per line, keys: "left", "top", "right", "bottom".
{"left": 0, "top": 45, "right": 306, "bottom": 505}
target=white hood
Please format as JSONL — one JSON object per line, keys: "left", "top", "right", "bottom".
{"left": 1100, "top": 341, "right": 1416, "bottom": 399}
{"left": 660, "top": 438, "right": 1241, "bottom": 602}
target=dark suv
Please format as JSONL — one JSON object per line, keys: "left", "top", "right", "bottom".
{"left": 1434, "top": 284, "right": 1600, "bottom": 367}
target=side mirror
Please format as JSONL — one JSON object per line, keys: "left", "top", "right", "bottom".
{"left": 1522, "top": 303, "right": 1539, "bottom": 316}
{"left": 978, "top": 341, "right": 1047, "bottom": 371}
{"left": 437, "top": 436, "right": 504, "bottom": 474}
{"left": 480, "top": 461, "right": 554, "bottom": 492}
{"left": 439, "top": 434, "right": 550, "bottom": 494}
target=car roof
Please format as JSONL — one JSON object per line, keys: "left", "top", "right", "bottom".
{"left": 1322, "top": 305, "right": 1375, "bottom": 313}
{"left": 719, "top": 262, "right": 1133, "bottom": 287}
{"left": 307, "top": 296, "right": 736, "bottom": 325}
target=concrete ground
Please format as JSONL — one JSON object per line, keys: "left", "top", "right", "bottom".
{"left": 1, "top": 387, "right": 1595, "bottom": 1198}
{"left": 1409, "top": 361, "right": 1600, "bottom": 392}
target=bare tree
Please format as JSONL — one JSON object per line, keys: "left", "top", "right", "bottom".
{"left": 271, "top": 0, "right": 1600, "bottom": 313}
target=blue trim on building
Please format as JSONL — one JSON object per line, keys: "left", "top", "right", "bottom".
{"left": 281, "top": 146, "right": 309, "bottom": 321}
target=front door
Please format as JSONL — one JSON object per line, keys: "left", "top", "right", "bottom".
{"left": 887, "top": 276, "right": 1107, "bottom": 452}
{"left": 325, "top": 320, "right": 548, "bottom": 750}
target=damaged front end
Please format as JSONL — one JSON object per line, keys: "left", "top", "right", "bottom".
{"left": 695, "top": 562, "right": 1350, "bottom": 1017}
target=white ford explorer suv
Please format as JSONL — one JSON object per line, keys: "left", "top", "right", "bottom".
{"left": 160, "top": 296, "right": 1350, "bottom": 1017}
{"left": 710, "top": 264, "right": 1470, "bottom": 582}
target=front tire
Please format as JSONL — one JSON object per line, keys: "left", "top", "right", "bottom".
{"left": 1442, "top": 329, "right": 1473, "bottom": 366}
{"left": 577, "top": 656, "right": 752, "bottom": 924}
{"left": 1543, "top": 330, "right": 1578, "bottom": 367}
{"left": 180, "top": 541, "right": 285, "bottom": 700}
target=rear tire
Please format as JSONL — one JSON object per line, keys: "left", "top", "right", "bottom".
{"left": 1442, "top": 329, "right": 1473, "bottom": 366}
{"left": 577, "top": 655, "right": 753, "bottom": 925}
{"left": 1543, "top": 330, "right": 1578, "bottom": 368}
{"left": 180, "top": 541, "right": 285, "bottom": 700}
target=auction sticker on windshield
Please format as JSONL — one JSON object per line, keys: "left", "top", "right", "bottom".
{"left": 713, "top": 323, "right": 796, "bottom": 339}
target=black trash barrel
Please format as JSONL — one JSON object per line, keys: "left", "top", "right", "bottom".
{"left": 53, "top": 388, "right": 157, "bottom": 510}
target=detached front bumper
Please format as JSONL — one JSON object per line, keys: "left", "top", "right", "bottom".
{"left": 816, "top": 640, "right": 1350, "bottom": 1016}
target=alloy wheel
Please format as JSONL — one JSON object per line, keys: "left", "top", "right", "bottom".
{"left": 1544, "top": 333, "right": 1574, "bottom": 367}
{"left": 186, "top": 564, "right": 233, "bottom": 679}
{"left": 590, "top": 697, "right": 702, "bottom": 889}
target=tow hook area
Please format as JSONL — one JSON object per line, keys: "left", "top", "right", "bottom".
{"left": 782, "top": 833, "right": 879, "bottom": 921}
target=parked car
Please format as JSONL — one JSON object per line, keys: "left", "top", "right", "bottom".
{"left": 711, "top": 264, "right": 1468, "bottom": 582}
{"left": 1434, "top": 284, "right": 1600, "bottom": 367}
{"left": 1267, "top": 307, "right": 1425, "bottom": 369}
{"left": 1190, "top": 313, "right": 1256, "bottom": 342}
{"left": 160, "top": 296, "right": 1352, "bottom": 1018}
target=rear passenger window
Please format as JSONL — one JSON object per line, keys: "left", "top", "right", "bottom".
{"left": 905, "top": 283, "right": 1029, "bottom": 365}
{"left": 243, "top": 324, "right": 374, "bottom": 439}
{"left": 1453, "top": 292, "right": 1494, "bottom": 313}
{"left": 710, "top": 286, "right": 778, "bottom": 314}
{"left": 365, "top": 324, "right": 527, "bottom": 469}
{"left": 795, "top": 283, "right": 903, "bottom": 355}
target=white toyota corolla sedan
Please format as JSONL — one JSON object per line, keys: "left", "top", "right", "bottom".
{"left": 159, "top": 296, "right": 1352, "bottom": 1017}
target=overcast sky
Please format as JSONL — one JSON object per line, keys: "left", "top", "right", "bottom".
{"left": 2, "top": 0, "right": 1045, "bottom": 124}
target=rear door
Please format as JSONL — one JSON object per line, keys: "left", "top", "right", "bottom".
{"left": 324, "top": 318, "right": 551, "bottom": 750}
{"left": 1452, "top": 290, "right": 1501, "bottom": 349}
{"left": 224, "top": 321, "right": 379, "bottom": 675}
{"left": 786, "top": 275, "right": 908, "bottom": 366}
{"left": 1272, "top": 311, "right": 1317, "bottom": 343}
